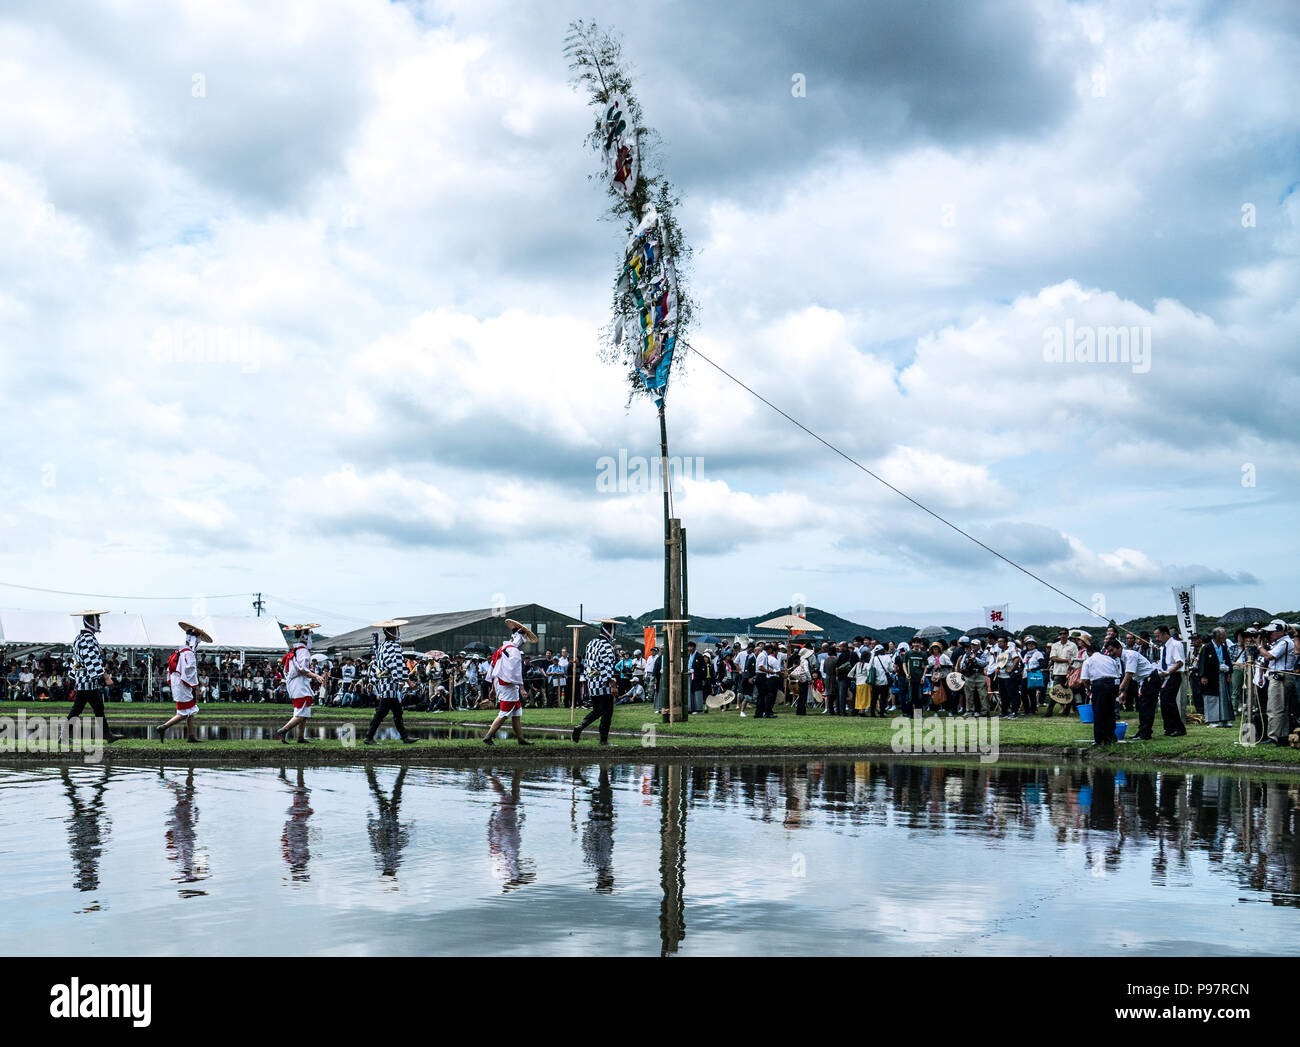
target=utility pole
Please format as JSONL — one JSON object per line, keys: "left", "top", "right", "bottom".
{"left": 253, "top": 593, "right": 265, "bottom": 618}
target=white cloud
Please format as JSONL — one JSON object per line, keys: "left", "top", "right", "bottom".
{"left": 0, "top": 0, "right": 1292, "bottom": 628}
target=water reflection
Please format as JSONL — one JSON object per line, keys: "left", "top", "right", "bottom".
{"left": 487, "top": 771, "right": 534, "bottom": 892}
{"left": 162, "top": 768, "right": 207, "bottom": 897}
{"left": 60, "top": 767, "right": 111, "bottom": 899}
{"left": 12, "top": 758, "right": 1300, "bottom": 955}
{"left": 281, "top": 768, "right": 313, "bottom": 884}
{"left": 366, "top": 766, "right": 410, "bottom": 884}
{"left": 580, "top": 766, "right": 615, "bottom": 894}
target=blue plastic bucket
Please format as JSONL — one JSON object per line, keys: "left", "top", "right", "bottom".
{"left": 1115, "top": 722, "right": 1128, "bottom": 740}
{"left": 1078, "top": 703, "right": 1095, "bottom": 724}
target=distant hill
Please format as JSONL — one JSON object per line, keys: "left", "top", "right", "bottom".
{"left": 619, "top": 606, "right": 1296, "bottom": 648}
{"left": 621, "top": 607, "right": 966, "bottom": 646}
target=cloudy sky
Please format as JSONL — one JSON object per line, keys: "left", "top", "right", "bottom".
{"left": 0, "top": 0, "right": 1296, "bottom": 635}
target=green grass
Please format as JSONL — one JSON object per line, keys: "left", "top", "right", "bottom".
{"left": 2, "top": 698, "right": 1296, "bottom": 769}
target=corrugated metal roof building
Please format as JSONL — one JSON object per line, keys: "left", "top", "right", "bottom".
{"left": 315, "top": 603, "right": 593, "bottom": 656}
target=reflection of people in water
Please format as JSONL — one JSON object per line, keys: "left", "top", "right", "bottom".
{"left": 366, "top": 765, "right": 411, "bottom": 882}
{"left": 581, "top": 766, "right": 616, "bottom": 893}
{"left": 487, "top": 771, "right": 535, "bottom": 891}
{"left": 60, "top": 767, "right": 112, "bottom": 894}
{"left": 163, "top": 767, "right": 208, "bottom": 896}
{"left": 281, "top": 767, "right": 313, "bottom": 883}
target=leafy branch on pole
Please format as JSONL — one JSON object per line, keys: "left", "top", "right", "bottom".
{"left": 565, "top": 18, "right": 695, "bottom": 404}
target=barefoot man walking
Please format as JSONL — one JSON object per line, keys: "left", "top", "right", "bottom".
{"left": 156, "top": 621, "right": 212, "bottom": 743}
{"left": 364, "top": 620, "right": 418, "bottom": 745}
{"left": 481, "top": 619, "right": 535, "bottom": 747}
{"left": 275, "top": 625, "right": 323, "bottom": 744}
{"left": 66, "top": 610, "right": 124, "bottom": 744}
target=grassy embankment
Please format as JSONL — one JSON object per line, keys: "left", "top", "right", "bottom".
{"left": 0, "top": 699, "right": 1295, "bottom": 769}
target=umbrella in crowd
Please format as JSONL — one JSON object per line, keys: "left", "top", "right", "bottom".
{"left": 462, "top": 641, "right": 492, "bottom": 656}
{"left": 754, "top": 614, "right": 824, "bottom": 653}
{"left": 966, "top": 627, "right": 993, "bottom": 638}
{"left": 915, "top": 625, "right": 949, "bottom": 640}
{"left": 697, "top": 634, "right": 724, "bottom": 645}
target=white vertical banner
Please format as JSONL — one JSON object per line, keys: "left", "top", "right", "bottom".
{"left": 1171, "top": 585, "right": 1197, "bottom": 644}
{"left": 983, "top": 604, "right": 1010, "bottom": 632}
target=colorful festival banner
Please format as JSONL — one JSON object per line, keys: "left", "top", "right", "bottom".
{"left": 643, "top": 625, "right": 656, "bottom": 659}
{"left": 615, "top": 208, "right": 677, "bottom": 399}
{"left": 600, "top": 93, "right": 638, "bottom": 199}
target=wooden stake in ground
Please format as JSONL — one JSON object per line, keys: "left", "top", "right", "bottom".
{"left": 654, "top": 619, "right": 690, "bottom": 725}
{"left": 568, "top": 623, "right": 585, "bottom": 725}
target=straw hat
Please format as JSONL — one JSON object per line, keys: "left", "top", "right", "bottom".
{"left": 177, "top": 621, "right": 213, "bottom": 644}
{"left": 286, "top": 623, "right": 320, "bottom": 632}
{"left": 371, "top": 619, "right": 409, "bottom": 629}
{"left": 706, "top": 690, "right": 736, "bottom": 711}
{"left": 70, "top": 610, "right": 109, "bottom": 617}
{"left": 504, "top": 618, "right": 538, "bottom": 642}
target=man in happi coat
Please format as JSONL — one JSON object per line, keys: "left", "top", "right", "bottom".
{"left": 574, "top": 618, "right": 621, "bottom": 745}
{"left": 66, "top": 610, "right": 124, "bottom": 743}
{"left": 364, "top": 620, "right": 418, "bottom": 745}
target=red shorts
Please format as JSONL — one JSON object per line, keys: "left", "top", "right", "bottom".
{"left": 498, "top": 699, "right": 522, "bottom": 717}
{"left": 292, "top": 697, "right": 313, "bottom": 714}
{"left": 175, "top": 698, "right": 197, "bottom": 713}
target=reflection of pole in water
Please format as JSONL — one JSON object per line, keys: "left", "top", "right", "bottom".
{"left": 658, "top": 763, "right": 686, "bottom": 956}
{"left": 366, "top": 765, "right": 411, "bottom": 883}
{"left": 163, "top": 767, "right": 208, "bottom": 897}
{"left": 281, "top": 767, "right": 313, "bottom": 883}
{"left": 61, "top": 767, "right": 112, "bottom": 896}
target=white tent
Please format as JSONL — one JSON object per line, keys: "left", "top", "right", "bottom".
{"left": 0, "top": 610, "right": 287, "bottom": 651}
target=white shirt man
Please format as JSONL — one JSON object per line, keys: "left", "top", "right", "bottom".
{"left": 1120, "top": 646, "right": 1157, "bottom": 683}
{"left": 1159, "top": 635, "right": 1186, "bottom": 676}
{"left": 1048, "top": 633, "right": 1078, "bottom": 680}
{"left": 1081, "top": 649, "right": 1123, "bottom": 684}
{"left": 1261, "top": 622, "right": 1297, "bottom": 745}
